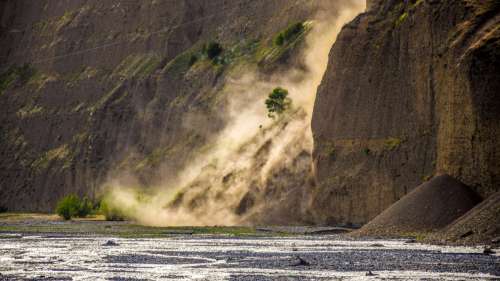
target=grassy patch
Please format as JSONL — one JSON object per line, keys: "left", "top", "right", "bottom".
{"left": 0, "top": 213, "right": 60, "bottom": 221}
{"left": 322, "top": 142, "right": 336, "bottom": 159}
{"left": 395, "top": 12, "right": 409, "bottom": 26}
{"left": 204, "top": 41, "right": 223, "bottom": 60}
{"left": 163, "top": 39, "right": 256, "bottom": 78}
{"left": 88, "top": 82, "right": 124, "bottom": 113}
{"left": 114, "top": 53, "right": 161, "bottom": 80}
{"left": 63, "top": 66, "right": 100, "bottom": 87}
{"left": 72, "top": 102, "right": 86, "bottom": 113}
{"left": 0, "top": 216, "right": 297, "bottom": 238}
{"left": 0, "top": 213, "right": 262, "bottom": 237}
{"left": 162, "top": 49, "right": 199, "bottom": 76}
{"left": 164, "top": 34, "right": 295, "bottom": 79}
{"left": 256, "top": 21, "right": 311, "bottom": 65}
{"left": 32, "top": 144, "right": 73, "bottom": 171}
{"left": 28, "top": 71, "right": 57, "bottom": 91}
{"left": 411, "top": 0, "right": 425, "bottom": 9}
{"left": 384, "top": 137, "right": 402, "bottom": 150}
{"left": 274, "top": 22, "right": 305, "bottom": 46}
{"left": 16, "top": 104, "right": 44, "bottom": 119}
{"left": 55, "top": 10, "right": 76, "bottom": 31}
{"left": 0, "top": 64, "right": 36, "bottom": 95}
{"left": 134, "top": 147, "right": 171, "bottom": 171}
{"left": 212, "top": 39, "right": 261, "bottom": 67}
{"left": 1, "top": 128, "right": 28, "bottom": 163}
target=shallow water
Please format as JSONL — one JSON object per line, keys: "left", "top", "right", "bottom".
{"left": 0, "top": 235, "right": 499, "bottom": 280}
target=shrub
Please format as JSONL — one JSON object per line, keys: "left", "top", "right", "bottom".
{"left": 265, "top": 87, "right": 292, "bottom": 118}
{"left": 0, "top": 206, "right": 8, "bottom": 213}
{"left": 274, "top": 22, "right": 305, "bottom": 46}
{"left": 17, "top": 64, "right": 36, "bottom": 84}
{"left": 99, "top": 200, "right": 125, "bottom": 221}
{"left": 327, "top": 146, "right": 336, "bottom": 159}
{"left": 274, "top": 33, "right": 285, "bottom": 46}
{"left": 56, "top": 194, "right": 81, "bottom": 220}
{"left": 204, "top": 41, "right": 223, "bottom": 60}
{"left": 0, "top": 64, "right": 36, "bottom": 94}
{"left": 55, "top": 194, "right": 94, "bottom": 220}
{"left": 188, "top": 54, "right": 198, "bottom": 66}
{"left": 76, "top": 197, "right": 94, "bottom": 217}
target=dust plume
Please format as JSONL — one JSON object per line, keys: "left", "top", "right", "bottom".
{"left": 101, "top": 1, "right": 365, "bottom": 226}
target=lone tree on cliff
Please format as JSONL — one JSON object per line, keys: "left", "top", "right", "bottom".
{"left": 265, "top": 87, "right": 292, "bottom": 118}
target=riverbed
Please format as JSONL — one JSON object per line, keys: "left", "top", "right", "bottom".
{"left": 0, "top": 234, "right": 499, "bottom": 280}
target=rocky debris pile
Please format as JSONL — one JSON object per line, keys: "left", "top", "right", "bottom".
{"left": 427, "top": 191, "right": 500, "bottom": 246}
{"left": 355, "top": 175, "right": 482, "bottom": 236}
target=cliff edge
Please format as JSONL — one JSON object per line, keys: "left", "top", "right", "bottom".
{"left": 311, "top": 0, "right": 500, "bottom": 225}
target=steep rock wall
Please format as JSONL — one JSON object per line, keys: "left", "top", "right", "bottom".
{"left": 0, "top": 0, "right": 325, "bottom": 212}
{"left": 311, "top": 0, "right": 500, "bottom": 225}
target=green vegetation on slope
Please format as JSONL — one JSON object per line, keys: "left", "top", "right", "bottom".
{"left": 162, "top": 22, "right": 310, "bottom": 79}
{"left": 0, "top": 64, "right": 36, "bottom": 95}
{"left": 274, "top": 22, "right": 305, "bottom": 46}
{"left": 204, "top": 41, "right": 223, "bottom": 60}
{"left": 114, "top": 53, "right": 161, "bottom": 80}
{"left": 395, "top": 12, "right": 409, "bottom": 26}
{"left": 32, "top": 144, "right": 74, "bottom": 171}
{"left": 384, "top": 137, "right": 403, "bottom": 150}
{"left": 256, "top": 21, "right": 311, "bottom": 65}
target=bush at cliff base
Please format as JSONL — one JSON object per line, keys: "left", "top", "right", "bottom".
{"left": 99, "top": 200, "right": 126, "bottom": 221}
{"left": 56, "top": 194, "right": 94, "bottom": 220}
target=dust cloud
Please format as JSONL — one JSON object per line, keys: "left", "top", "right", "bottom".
{"left": 102, "top": 1, "right": 365, "bottom": 226}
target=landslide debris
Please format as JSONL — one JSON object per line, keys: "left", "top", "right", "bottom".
{"left": 427, "top": 191, "right": 500, "bottom": 246}
{"left": 355, "top": 175, "right": 482, "bottom": 236}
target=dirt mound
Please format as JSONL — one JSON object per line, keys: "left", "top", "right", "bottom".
{"left": 355, "top": 175, "right": 482, "bottom": 236}
{"left": 427, "top": 191, "right": 500, "bottom": 246}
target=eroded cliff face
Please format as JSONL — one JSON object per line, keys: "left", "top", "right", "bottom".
{"left": 0, "top": 0, "right": 329, "bottom": 212}
{"left": 312, "top": 0, "right": 500, "bottom": 225}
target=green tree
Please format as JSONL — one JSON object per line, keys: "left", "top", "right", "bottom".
{"left": 265, "top": 87, "right": 292, "bottom": 118}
